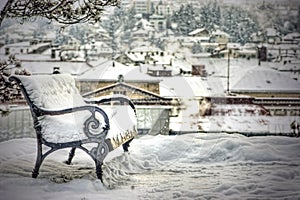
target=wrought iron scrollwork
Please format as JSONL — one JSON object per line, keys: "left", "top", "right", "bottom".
{"left": 83, "top": 107, "right": 110, "bottom": 139}
{"left": 90, "top": 141, "right": 109, "bottom": 163}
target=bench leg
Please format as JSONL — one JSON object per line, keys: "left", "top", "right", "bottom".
{"left": 66, "top": 147, "right": 76, "bottom": 165}
{"left": 32, "top": 141, "right": 43, "bottom": 178}
{"left": 95, "top": 161, "right": 103, "bottom": 183}
{"left": 32, "top": 160, "right": 42, "bottom": 178}
{"left": 122, "top": 138, "right": 134, "bottom": 152}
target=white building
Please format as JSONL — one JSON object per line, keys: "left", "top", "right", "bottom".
{"left": 149, "top": 14, "right": 166, "bottom": 31}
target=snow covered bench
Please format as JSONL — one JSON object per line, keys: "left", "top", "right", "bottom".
{"left": 9, "top": 74, "right": 137, "bottom": 182}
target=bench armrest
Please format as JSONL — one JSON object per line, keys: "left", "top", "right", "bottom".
{"left": 34, "top": 105, "right": 110, "bottom": 140}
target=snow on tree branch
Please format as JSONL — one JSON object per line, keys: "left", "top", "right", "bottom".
{"left": 0, "top": 55, "right": 30, "bottom": 104}
{"left": 0, "top": 0, "right": 120, "bottom": 26}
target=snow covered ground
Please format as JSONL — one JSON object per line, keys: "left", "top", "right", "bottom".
{"left": 0, "top": 133, "right": 300, "bottom": 199}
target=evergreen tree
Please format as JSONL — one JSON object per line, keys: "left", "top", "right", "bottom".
{"left": 297, "top": 6, "right": 300, "bottom": 32}
{"left": 171, "top": 4, "right": 198, "bottom": 35}
{"left": 199, "top": 1, "right": 221, "bottom": 31}
{"left": 0, "top": 55, "right": 30, "bottom": 105}
{"left": 221, "top": 6, "right": 259, "bottom": 45}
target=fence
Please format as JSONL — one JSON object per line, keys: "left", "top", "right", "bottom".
{"left": 0, "top": 106, "right": 172, "bottom": 142}
{"left": 0, "top": 106, "right": 35, "bottom": 142}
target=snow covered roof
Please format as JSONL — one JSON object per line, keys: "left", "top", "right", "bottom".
{"left": 227, "top": 43, "right": 241, "bottom": 49}
{"left": 188, "top": 28, "right": 209, "bottom": 36}
{"left": 125, "top": 52, "right": 145, "bottom": 62}
{"left": 211, "top": 29, "right": 230, "bottom": 38}
{"left": 231, "top": 66, "right": 300, "bottom": 93}
{"left": 134, "top": 19, "right": 155, "bottom": 32}
{"left": 283, "top": 32, "right": 300, "bottom": 40}
{"left": 266, "top": 28, "right": 279, "bottom": 37}
{"left": 132, "top": 29, "right": 149, "bottom": 35}
{"left": 20, "top": 61, "right": 91, "bottom": 75}
{"left": 159, "top": 76, "right": 224, "bottom": 98}
{"left": 78, "top": 60, "right": 160, "bottom": 82}
{"left": 130, "top": 46, "right": 163, "bottom": 53}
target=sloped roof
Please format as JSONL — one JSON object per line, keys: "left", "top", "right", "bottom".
{"left": 266, "top": 28, "right": 277, "bottom": 36}
{"left": 20, "top": 61, "right": 91, "bottom": 75}
{"left": 78, "top": 60, "right": 159, "bottom": 82}
{"left": 130, "top": 46, "right": 163, "bottom": 53}
{"left": 82, "top": 82, "right": 173, "bottom": 106}
{"left": 231, "top": 67, "right": 300, "bottom": 93}
{"left": 211, "top": 29, "right": 230, "bottom": 37}
{"left": 83, "top": 82, "right": 164, "bottom": 99}
{"left": 188, "top": 28, "right": 209, "bottom": 36}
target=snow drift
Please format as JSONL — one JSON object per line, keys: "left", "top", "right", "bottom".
{"left": 0, "top": 133, "right": 300, "bottom": 199}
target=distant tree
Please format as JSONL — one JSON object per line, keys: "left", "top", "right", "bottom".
{"left": 0, "top": 55, "right": 30, "bottom": 106}
{"left": 297, "top": 6, "right": 300, "bottom": 32}
{"left": 192, "top": 42, "right": 202, "bottom": 54}
{"left": 123, "top": 6, "right": 137, "bottom": 31}
{"left": 221, "top": 6, "right": 259, "bottom": 45}
{"left": 199, "top": 1, "right": 221, "bottom": 31}
{"left": 68, "top": 25, "right": 87, "bottom": 44}
{"left": 0, "top": 0, "right": 120, "bottom": 26}
{"left": 102, "top": 8, "right": 123, "bottom": 60}
{"left": 171, "top": 4, "right": 198, "bottom": 35}
{"left": 150, "top": 2, "right": 155, "bottom": 15}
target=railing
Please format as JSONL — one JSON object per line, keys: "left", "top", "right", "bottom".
{"left": 0, "top": 106, "right": 173, "bottom": 142}
{"left": 0, "top": 106, "right": 35, "bottom": 142}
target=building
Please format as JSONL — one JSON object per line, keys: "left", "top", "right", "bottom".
{"left": 230, "top": 66, "right": 300, "bottom": 98}
{"left": 77, "top": 59, "right": 178, "bottom": 135}
{"left": 191, "top": 65, "right": 207, "bottom": 77}
{"left": 149, "top": 14, "right": 166, "bottom": 31}
{"left": 147, "top": 64, "right": 172, "bottom": 77}
{"left": 132, "top": 0, "right": 151, "bottom": 15}
{"left": 210, "top": 29, "right": 231, "bottom": 44}
{"left": 188, "top": 28, "right": 210, "bottom": 38}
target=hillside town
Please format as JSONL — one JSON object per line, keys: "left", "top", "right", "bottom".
{"left": 1, "top": 0, "right": 300, "bottom": 137}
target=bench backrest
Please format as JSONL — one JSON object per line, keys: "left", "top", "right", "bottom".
{"left": 15, "top": 74, "right": 86, "bottom": 110}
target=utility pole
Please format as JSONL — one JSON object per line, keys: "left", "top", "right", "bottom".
{"left": 227, "top": 49, "right": 231, "bottom": 95}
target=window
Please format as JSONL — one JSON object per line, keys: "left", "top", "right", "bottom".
{"left": 113, "top": 91, "right": 126, "bottom": 95}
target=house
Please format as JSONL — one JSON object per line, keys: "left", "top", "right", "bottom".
{"left": 77, "top": 59, "right": 178, "bottom": 135}
{"left": 132, "top": 29, "right": 150, "bottom": 41}
{"left": 230, "top": 66, "right": 300, "bottom": 98}
{"left": 250, "top": 31, "right": 265, "bottom": 43}
{"left": 83, "top": 41, "right": 113, "bottom": 60}
{"left": 188, "top": 28, "right": 210, "bottom": 38}
{"left": 265, "top": 28, "right": 281, "bottom": 44}
{"left": 210, "top": 29, "right": 231, "bottom": 44}
{"left": 156, "top": 0, "right": 173, "bottom": 16}
{"left": 214, "top": 43, "right": 240, "bottom": 58}
{"left": 149, "top": 14, "right": 166, "bottom": 31}
{"left": 132, "top": 0, "right": 151, "bottom": 15}
{"left": 82, "top": 80, "right": 176, "bottom": 135}
{"left": 191, "top": 65, "right": 207, "bottom": 77}
{"left": 77, "top": 59, "right": 161, "bottom": 95}
{"left": 18, "top": 60, "right": 91, "bottom": 76}
{"left": 116, "top": 51, "right": 145, "bottom": 66}
{"left": 147, "top": 64, "right": 172, "bottom": 77}
{"left": 282, "top": 32, "right": 300, "bottom": 45}
{"left": 239, "top": 43, "right": 258, "bottom": 59}
{"left": 0, "top": 40, "right": 52, "bottom": 55}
